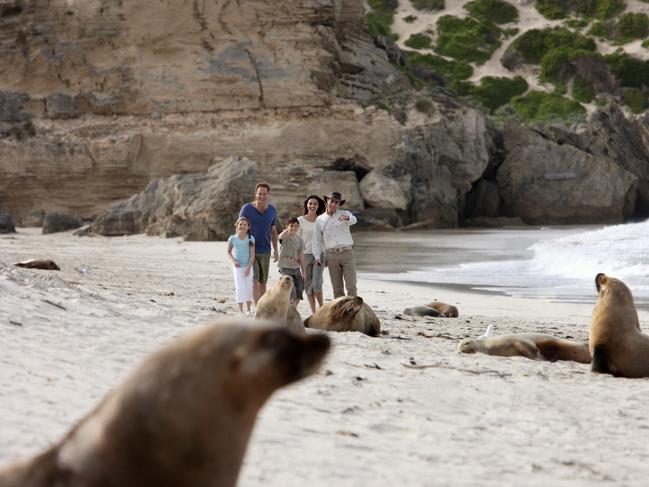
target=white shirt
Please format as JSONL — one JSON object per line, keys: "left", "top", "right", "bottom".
{"left": 297, "top": 216, "right": 316, "bottom": 255}
{"left": 312, "top": 209, "right": 357, "bottom": 256}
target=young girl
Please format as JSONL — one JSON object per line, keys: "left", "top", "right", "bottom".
{"left": 227, "top": 217, "right": 255, "bottom": 315}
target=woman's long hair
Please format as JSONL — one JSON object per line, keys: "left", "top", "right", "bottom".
{"left": 302, "top": 195, "right": 325, "bottom": 216}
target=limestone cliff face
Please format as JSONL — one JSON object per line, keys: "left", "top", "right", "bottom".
{"left": 0, "top": 0, "right": 494, "bottom": 230}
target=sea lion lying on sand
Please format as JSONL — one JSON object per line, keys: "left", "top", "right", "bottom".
{"left": 14, "top": 259, "right": 60, "bottom": 271}
{"left": 403, "top": 305, "right": 442, "bottom": 317}
{"left": 459, "top": 332, "right": 591, "bottom": 363}
{"left": 305, "top": 295, "right": 381, "bottom": 337}
{"left": 0, "top": 320, "right": 330, "bottom": 487}
{"left": 425, "top": 301, "right": 458, "bottom": 317}
{"left": 590, "top": 273, "right": 649, "bottom": 378}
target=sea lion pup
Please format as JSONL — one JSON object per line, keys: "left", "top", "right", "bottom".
{"left": 589, "top": 273, "right": 649, "bottom": 378}
{"left": 425, "top": 301, "right": 459, "bottom": 317}
{"left": 458, "top": 333, "right": 591, "bottom": 363}
{"left": 14, "top": 259, "right": 60, "bottom": 271}
{"left": 255, "top": 275, "right": 292, "bottom": 322}
{"left": 0, "top": 320, "right": 330, "bottom": 487}
{"left": 304, "top": 295, "right": 381, "bottom": 337}
{"left": 403, "top": 305, "right": 442, "bottom": 317}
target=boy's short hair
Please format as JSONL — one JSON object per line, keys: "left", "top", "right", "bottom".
{"left": 286, "top": 217, "right": 299, "bottom": 226}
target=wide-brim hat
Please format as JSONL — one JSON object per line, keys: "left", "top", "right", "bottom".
{"left": 323, "top": 191, "right": 345, "bottom": 205}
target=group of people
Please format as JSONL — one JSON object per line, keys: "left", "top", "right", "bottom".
{"left": 226, "top": 182, "right": 358, "bottom": 316}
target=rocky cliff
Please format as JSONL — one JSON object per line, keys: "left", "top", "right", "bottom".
{"left": 1, "top": 0, "right": 648, "bottom": 237}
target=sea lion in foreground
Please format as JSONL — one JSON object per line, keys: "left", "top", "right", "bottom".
{"left": 14, "top": 259, "right": 60, "bottom": 271}
{"left": 304, "top": 295, "right": 381, "bottom": 337}
{"left": 255, "top": 275, "right": 292, "bottom": 322}
{"left": 425, "top": 301, "right": 459, "bottom": 317}
{"left": 0, "top": 320, "right": 330, "bottom": 487}
{"left": 589, "top": 273, "right": 649, "bottom": 378}
{"left": 459, "top": 333, "right": 591, "bottom": 363}
{"left": 403, "top": 305, "right": 442, "bottom": 317}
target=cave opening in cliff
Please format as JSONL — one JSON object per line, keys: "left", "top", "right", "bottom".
{"left": 327, "top": 157, "right": 370, "bottom": 181}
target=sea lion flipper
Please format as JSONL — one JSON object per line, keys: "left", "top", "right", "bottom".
{"left": 591, "top": 344, "right": 612, "bottom": 374}
{"left": 512, "top": 340, "right": 538, "bottom": 359}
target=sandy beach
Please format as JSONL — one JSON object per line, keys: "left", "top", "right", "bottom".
{"left": 2, "top": 228, "right": 649, "bottom": 486}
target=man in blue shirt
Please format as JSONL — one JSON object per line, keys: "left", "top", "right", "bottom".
{"left": 239, "top": 182, "right": 279, "bottom": 303}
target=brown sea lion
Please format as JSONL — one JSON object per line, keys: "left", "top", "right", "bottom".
{"left": 304, "top": 295, "right": 381, "bottom": 337}
{"left": 589, "top": 273, "right": 649, "bottom": 378}
{"left": 255, "top": 275, "right": 292, "bottom": 322}
{"left": 286, "top": 305, "right": 305, "bottom": 335}
{"left": 403, "top": 305, "right": 442, "bottom": 317}
{"left": 425, "top": 301, "right": 458, "bottom": 317}
{"left": 0, "top": 320, "right": 330, "bottom": 487}
{"left": 14, "top": 259, "right": 60, "bottom": 271}
{"left": 458, "top": 333, "right": 591, "bottom": 363}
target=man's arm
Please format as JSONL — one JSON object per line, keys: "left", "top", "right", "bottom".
{"left": 345, "top": 211, "right": 357, "bottom": 225}
{"left": 271, "top": 224, "right": 279, "bottom": 262}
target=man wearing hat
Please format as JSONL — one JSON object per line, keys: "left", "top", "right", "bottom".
{"left": 312, "top": 191, "right": 357, "bottom": 298}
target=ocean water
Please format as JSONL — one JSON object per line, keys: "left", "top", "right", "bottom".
{"left": 354, "top": 220, "right": 649, "bottom": 308}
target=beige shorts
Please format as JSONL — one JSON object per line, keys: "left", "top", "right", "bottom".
{"left": 252, "top": 253, "right": 271, "bottom": 284}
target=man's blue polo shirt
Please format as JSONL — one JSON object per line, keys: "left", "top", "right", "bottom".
{"left": 239, "top": 203, "right": 277, "bottom": 254}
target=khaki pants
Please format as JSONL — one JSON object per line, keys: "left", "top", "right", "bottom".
{"left": 325, "top": 248, "right": 357, "bottom": 298}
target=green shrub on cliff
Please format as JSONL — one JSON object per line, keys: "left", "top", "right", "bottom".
{"left": 540, "top": 48, "right": 598, "bottom": 83}
{"left": 469, "top": 76, "right": 529, "bottom": 111}
{"left": 435, "top": 15, "right": 503, "bottom": 64}
{"left": 366, "top": 0, "right": 398, "bottom": 40}
{"left": 507, "top": 27, "right": 596, "bottom": 65}
{"left": 594, "top": 0, "right": 625, "bottom": 20}
{"left": 536, "top": 0, "right": 625, "bottom": 20}
{"left": 535, "top": 0, "right": 569, "bottom": 19}
{"left": 405, "top": 33, "right": 433, "bottom": 49}
{"left": 511, "top": 90, "right": 586, "bottom": 121}
{"left": 411, "top": 0, "right": 446, "bottom": 10}
{"left": 589, "top": 13, "right": 649, "bottom": 44}
{"left": 572, "top": 75, "right": 595, "bottom": 102}
{"left": 622, "top": 87, "right": 648, "bottom": 113}
{"left": 465, "top": 0, "right": 519, "bottom": 24}
{"left": 605, "top": 52, "right": 649, "bottom": 88}
{"left": 616, "top": 13, "right": 649, "bottom": 43}
{"left": 406, "top": 51, "right": 473, "bottom": 85}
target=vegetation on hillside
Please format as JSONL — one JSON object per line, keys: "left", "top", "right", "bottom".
{"left": 405, "top": 33, "right": 434, "bottom": 49}
{"left": 366, "top": 0, "right": 398, "bottom": 40}
{"left": 589, "top": 12, "right": 649, "bottom": 44}
{"left": 363, "top": 0, "right": 649, "bottom": 118}
{"left": 535, "top": 0, "right": 626, "bottom": 20}
{"left": 435, "top": 15, "right": 504, "bottom": 63}
{"left": 465, "top": 0, "right": 519, "bottom": 24}
{"left": 411, "top": 0, "right": 446, "bottom": 11}
{"left": 468, "top": 76, "right": 529, "bottom": 111}
{"left": 510, "top": 91, "right": 587, "bottom": 122}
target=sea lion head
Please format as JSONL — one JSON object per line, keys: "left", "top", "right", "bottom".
{"left": 595, "top": 273, "right": 634, "bottom": 306}
{"left": 332, "top": 296, "right": 363, "bottom": 322}
{"left": 53, "top": 320, "right": 330, "bottom": 485}
{"left": 457, "top": 339, "right": 478, "bottom": 353}
{"left": 230, "top": 321, "right": 330, "bottom": 391}
{"left": 276, "top": 275, "right": 293, "bottom": 293}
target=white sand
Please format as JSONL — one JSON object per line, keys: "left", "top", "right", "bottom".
{"left": 2, "top": 228, "right": 649, "bottom": 486}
